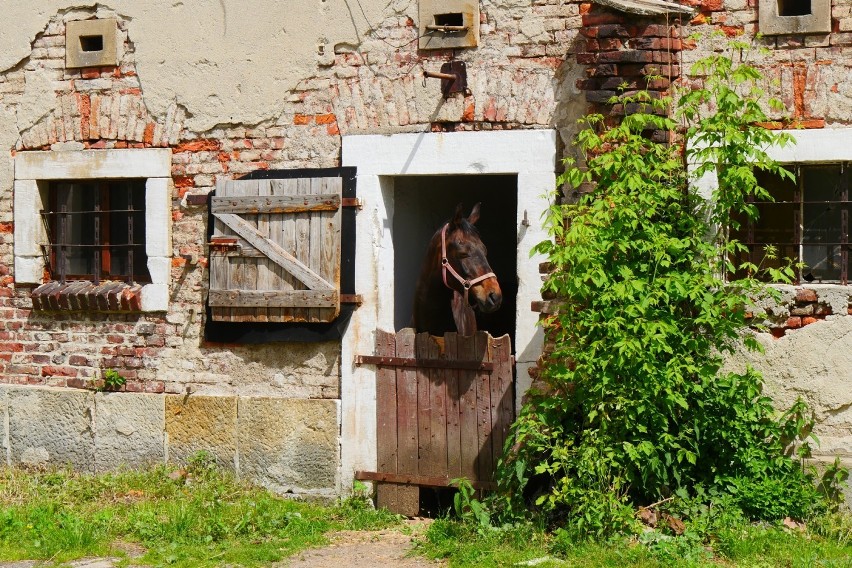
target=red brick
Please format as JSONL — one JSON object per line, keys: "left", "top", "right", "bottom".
{"left": 0, "top": 342, "right": 24, "bottom": 353}
{"left": 174, "top": 139, "right": 220, "bottom": 153}
{"left": 795, "top": 288, "right": 818, "bottom": 302}
{"left": 41, "top": 365, "right": 78, "bottom": 378}
{"left": 315, "top": 113, "right": 336, "bottom": 124}
{"left": 294, "top": 114, "right": 312, "bottom": 125}
{"left": 786, "top": 316, "right": 802, "bottom": 329}
{"left": 802, "top": 316, "right": 818, "bottom": 326}
{"left": 69, "top": 355, "right": 89, "bottom": 366}
{"left": 771, "top": 327, "right": 786, "bottom": 338}
{"left": 0, "top": 223, "right": 12, "bottom": 234}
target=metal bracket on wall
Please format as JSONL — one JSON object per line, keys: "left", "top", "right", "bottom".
{"left": 423, "top": 60, "right": 468, "bottom": 98}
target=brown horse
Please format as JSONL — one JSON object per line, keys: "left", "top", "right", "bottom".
{"left": 412, "top": 203, "right": 503, "bottom": 336}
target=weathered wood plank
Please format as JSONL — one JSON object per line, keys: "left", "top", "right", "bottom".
{"left": 293, "top": 177, "right": 311, "bottom": 321}
{"left": 307, "top": 178, "right": 323, "bottom": 323}
{"left": 207, "top": 289, "right": 338, "bottom": 308}
{"left": 444, "top": 332, "right": 462, "bottom": 480}
{"left": 394, "top": 328, "right": 420, "bottom": 516}
{"left": 230, "top": 179, "right": 258, "bottom": 322}
{"left": 429, "top": 334, "right": 448, "bottom": 481}
{"left": 475, "top": 332, "right": 494, "bottom": 482}
{"left": 457, "top": 333, "right": 480, "bottom": 482}
{"left": 211, "top": 178, "right": 235, "bottom": 322}
{"left": 491, "top": 334, "right": 514, "bottom": 479}
{"left": 375, "top": 330, "right": 402, "bottom": 513}
{"left": 210, "top": 193, "right": 340, "bottom": 214}
{"left": 214, "top": 213, "right": 334, "bottom": 291}
{"left": 416, "top": 333, "right": 436, "bottom": 477}
{"left": 318, "top": 177, "right": 342, "bottom": 322}
{"left": 271, "top": 179, "right": 296, "bottom": 321}
{"left": 254, "top": 179, "right": 273, "bottom": 322}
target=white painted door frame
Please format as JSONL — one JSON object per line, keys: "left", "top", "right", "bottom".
{"left": 339, "top": 130, "right": 556, "bottom": 493}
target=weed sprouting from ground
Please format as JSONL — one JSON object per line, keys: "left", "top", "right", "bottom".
{"left": 0, "top": 462, "right": 400, "bottom": 567}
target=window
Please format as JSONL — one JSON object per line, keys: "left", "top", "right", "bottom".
{"left": 43, "top": 180, "right": 149, "bottom": 284}
{"left": 758, "top": 0, "right": 830, "bottom": 35}
{"left": 731, "top": 165, "right": 850, "bottom": 284}
{"left": 14, "top": 149, "right": 171, "bottom": 312}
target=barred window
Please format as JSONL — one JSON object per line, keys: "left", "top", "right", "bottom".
{"left": 732, "top": 164, "right": 850, "bottom": 284}
{"left": 41, "top": 179, "right": 149, "bottom": 284}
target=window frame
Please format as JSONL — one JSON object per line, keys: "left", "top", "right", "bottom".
{"left": 734, "top": 164, "right": 850, "bottom": 284}
{"left": 692, "top": 128, "right": 852, "bottom": 287}
{"left": 14, "top": 149, "right": 172, "bottom": 311}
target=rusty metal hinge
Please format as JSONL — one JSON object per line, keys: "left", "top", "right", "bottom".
{"left": 355, "top": 354, "right": 494, "bottom": 371}
{"left": 342, "top": 197, "right": 362, "bottom": 209}
{"left": 340, "top": 294, "right": 363, "bottom": 305}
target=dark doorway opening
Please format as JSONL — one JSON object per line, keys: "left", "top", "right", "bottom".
{"left": 392, "top": 175, "right": 518, "bottom": 347}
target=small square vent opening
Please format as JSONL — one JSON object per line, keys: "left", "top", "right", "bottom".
{"left": 778, "top": 0, "right": 811, "bottom": 16}
{"left": 80, "top": 35, "right": 104, "bottom": 52}
{"left": 434, "top": 13, "right": 464, "bottom": 27}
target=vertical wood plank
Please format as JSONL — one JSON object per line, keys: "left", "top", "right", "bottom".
{"left": 457, "top": 332, "right": 480, "bottom": 482}
{"left": 277, "top": 178, "right": 299, "bottom": 322}
{"left": 307, "top": 178, "right": 323, "bottom": 322}
{"left": 394, "top": 328, "right": 420, "bottom": 515}
{"left": 293, "top": 177, "right": 311, "bottom": 322}
{"left": 230, "top": 179, "right": 257, "bottom": 322}
{"left": 430, "top": 333, "right": 449, "bottom": 481}
{"left": 210, "top": 178, "right": 233, "bottom": 322}
{"left": 416, "top": 332, "right": 446, "bottom": 478}
{"left": 254, "top": 179, "right": 273, "bottom": 322}
{"left": 444, "top": 332, "right": 462, "bottom": 480}
{"left": 490, "top": 334, "right": 514, "bottom": 480}
{"left": 318, "top": 177, "right": 342, "bottom": 322}
{"left": 375, "top": 330, "right": 401, "bottom": 512}
{"left": 475, "top": 331, "right": 494, "bottom": 482}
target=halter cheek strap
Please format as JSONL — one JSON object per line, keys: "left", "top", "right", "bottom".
{"left": 441, "top": 223, "right": 497, "bottom": 305}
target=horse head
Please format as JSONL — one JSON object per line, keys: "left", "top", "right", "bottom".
{"left": 413, "top": 203, "right": 503, "bottom": 336}
{"left": 443, "top": 203, "right": 503, "bottom": 315}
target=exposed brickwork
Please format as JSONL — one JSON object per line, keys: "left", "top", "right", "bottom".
{"left": 767, "top": 288, "right": 837, "bottom": 338}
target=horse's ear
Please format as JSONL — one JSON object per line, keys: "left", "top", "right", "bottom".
{"left": 451, "top": 203, "right": 465, "bottom": 227}
{"left": 468, "top": 202, "right": 481, "bottom": 225}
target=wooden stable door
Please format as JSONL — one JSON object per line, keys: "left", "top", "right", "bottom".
{"left": 356, "top": 329, "right": 514, "bottom": 516}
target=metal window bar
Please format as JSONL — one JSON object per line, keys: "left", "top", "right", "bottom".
{"left": 94, "top": 183, "right": 101, "bottom": 284}
{"left": 39, "top": 180, "right": 147, "bottom": 285}
{"left": 127, "top": 182, "right": 135, "bottom": 285}
{"left": 841, "top": 163, "right": 849, "bottom": 285}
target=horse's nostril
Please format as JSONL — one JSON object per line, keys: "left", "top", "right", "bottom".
{"left": 489, "top": 292, "right": 502, "bottom": 307}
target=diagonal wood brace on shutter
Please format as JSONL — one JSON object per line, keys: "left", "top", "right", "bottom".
{"left": 215, "top": 213, "right": 334, "bottom": 290}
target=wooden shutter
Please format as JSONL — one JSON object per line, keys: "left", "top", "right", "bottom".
{"left": 209, "top": 177, "right": 342, "bottom": 323}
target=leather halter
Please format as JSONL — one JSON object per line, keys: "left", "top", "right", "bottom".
{"left": 441, "top": 223, "right": 497, "bottom": 305}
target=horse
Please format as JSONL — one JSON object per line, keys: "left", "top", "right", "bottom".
{"left": 412, "top": 203, "right": 503, "bottom": 336}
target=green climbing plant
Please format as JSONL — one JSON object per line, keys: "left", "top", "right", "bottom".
{"left": 496, "top": 42, "right": 829, "bottom": 538}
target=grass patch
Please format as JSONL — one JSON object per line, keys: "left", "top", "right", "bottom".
{"left": 0, "top": 459, "right": 400, "bottom": 567}
{"left": 417, "top": 516, "right": 852, "bottom": 567}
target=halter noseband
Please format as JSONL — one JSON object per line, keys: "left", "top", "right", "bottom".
{"left": 441, "top": 223, "right": 497, "bottom": 305}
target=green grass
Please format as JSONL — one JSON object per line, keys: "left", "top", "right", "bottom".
{"left": 417, "top": 515, "right": 852, "bottom": 567}
{"left": 0, "top": 459, "right": 400, "bottom": 567}
{"left": 2, "top": 460, "right": 851, "bottom": 567}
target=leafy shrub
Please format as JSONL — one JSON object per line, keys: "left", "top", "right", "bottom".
{"left": 497, "top": 43, "right": 831, "bottom": 536}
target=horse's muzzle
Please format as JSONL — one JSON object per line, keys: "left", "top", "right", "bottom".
{"left": 483, "top": 291, "right": 502, "bottom": 313}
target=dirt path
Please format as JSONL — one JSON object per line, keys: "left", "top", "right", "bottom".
{"left": 0, "top": 520, "right": 443, "bottom": 568}
{"left": 279, "top": 521, "right": 444, "bottom": 567}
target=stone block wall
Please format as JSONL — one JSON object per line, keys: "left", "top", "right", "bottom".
{"left": 0, "top": 385, "right": 339, "bottom": 498}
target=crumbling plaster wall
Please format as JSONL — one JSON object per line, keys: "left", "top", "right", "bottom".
{"left": 0, "top": 0, "right": 584, "bottom": 489}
